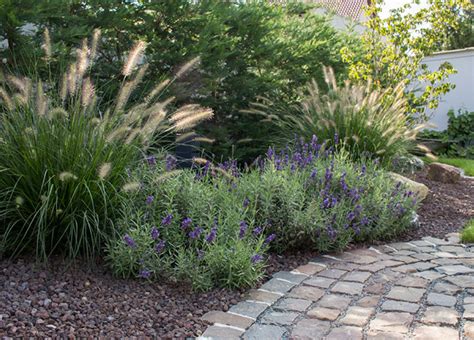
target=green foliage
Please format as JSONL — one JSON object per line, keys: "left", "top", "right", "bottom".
{"left": 0, "top": 0, "right": 356, "bottom": 162}
{"left": 107, "top": 142, "right": 418, "bottom": 290}
{"left": 341, "top": 0, "right": 471, "bottom": 120}
{"left": 446, "top": 109, "right": 474, "bottom": 158}
{"left": 253, "top": 68, "right": 424, "bottom": 166}
{"left": 461, "top": 219, "right": 474, "bottom": 243}
{"left": 437, "top": 4, "right": 474, "bottom": 50}
{"left": 424, "top": 157, "right": 474, "bottom": 176}
{"left": 0, "top": 36, "right": 212, "bottom": 260}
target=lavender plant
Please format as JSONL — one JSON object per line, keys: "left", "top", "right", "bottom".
{"left": 0, "top": 31, "right": 213, "bottom": 260}
{"left": 107, "top": 135, "right": 417, "bottom": 290}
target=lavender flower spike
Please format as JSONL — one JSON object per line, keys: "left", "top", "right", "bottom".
{"left": 251, "top": 254, "right": 263, "bottom": 264}
{"left": 155, "top": 239, "right": 166, "bottom": 253}
{"left": 123, "top": 234, "right": 136, "bottom": 248}
{"left": 181, "top": 217, "right": 192, "bottom": 229}
{"left": 264, "top": 233, "right": 276, "bottom": 245}
{"left": 139, "top": 269, "right": 151, "bottom": 279}
{"left": 161, "top": 214, "right": 173, "bottom": 226}
{"left": 150, "top": 226, "right": 159, "bottom": 240}
{"left": 205, "top": 227, "right": 217, "bottom": 243}
{"left": 146, "top": 195, "right": 154, "bottom": 205}
{"left": 239, "top": 221, "right": 248, "bottom": 239}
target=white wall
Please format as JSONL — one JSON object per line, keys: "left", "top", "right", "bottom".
{"left": 422, "top": 48, "right": 474, "bottom": 131}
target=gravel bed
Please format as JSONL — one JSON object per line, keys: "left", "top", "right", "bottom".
{"left": 1, "top": 170, "right": 472, "bottom": 338}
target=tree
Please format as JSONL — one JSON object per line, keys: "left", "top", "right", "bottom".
{"left": 341, "top": 0, "right": 472, "bottom": 121}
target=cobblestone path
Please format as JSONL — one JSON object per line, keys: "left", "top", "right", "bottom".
{"left": 200, "top": 233, "right": 474, "bottom": 339}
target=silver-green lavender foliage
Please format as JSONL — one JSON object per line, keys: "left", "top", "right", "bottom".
{"left": 107, "top": 138, "right": 418, "bottom": 290}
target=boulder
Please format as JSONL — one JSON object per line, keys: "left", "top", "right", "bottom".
{"left": 388, "top": 172, "right": 429, "bottom": 202}
{"left": 427, "top": 162, "right": 461, "bottom": 183}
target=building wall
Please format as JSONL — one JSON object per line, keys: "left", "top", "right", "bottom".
{"left": 422, "top": 48, "right": 474, "bottom": 131}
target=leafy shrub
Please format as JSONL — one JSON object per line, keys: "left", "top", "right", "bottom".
{"left": 253, "top": 68, "right": 425, "bottom": 166}
{"left": 107, "top": 136, "right": 417, "bottom": 290}
{"left": 0, "top": 1, "right": 357, "bottom": 162}
{"left": 0, "top": 34, "right": 213, "bottom": 260}
{"left": 446, "top": 109, "right": 474, "bottom": 159}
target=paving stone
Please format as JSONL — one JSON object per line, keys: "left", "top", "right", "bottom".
{"left": 411, "top": 240, "right": 436, "bottom": 247}
{"left": 422, "top": 236, "right": 450, "bottom": 245}
{"left": 201, "top": 325, "right": 243, "bottom": 339}
{"left": 332, "top": 261, "right": 360, "bottom": 271}
{"left": 290, "top": 318, "right": 330, "bottom": 339}
{"left": 288, "top": 286, "right": 324, "bottom": 302}
{"left": 261, "top": 311, "right": 299, "bottom": 325}
{"left": 201, "top": 311, "right": 254, "bottom": 329}
{"left": 465, "top": 321, "right": 474, "bottom": 339}
{"left": 366, "top": 331, "right": 405, "bottom": 339}
{"left": 412, "top": 325, "right": 459, "bottom": 339}
{"left": 325, "top": 326, "right": 363, "bottom": 340}
{"left": 369, "top": 312, "right": 414, "bottom": 333}
{"left": 388, "top": 242, "right": 418, "bottom": 251}
{"left": 411, "top": 253, "right": 437, "bottom": 261}
{"left": 439, "top": 245, "right": 466, "bottom": 254}
{"left": 465, "top": 296, "right": 474, "bottom": 304}
{"left": 416, "top": 246, "right": 437, "bottom": 253}
{"left": 303, "top": 276, "right": 335, "bottom": 289}
{"left": 359, "top": 263, "right": 388, "bottom": 272}
{"left": 356, "top": 295, "right": 381, "bottom": 308}
{"left": 340, "top": 306, "right": 374, "bottom": 326}
{"left": 386, "top": 286, "right": 425, "bottom": 303}
{"left": 293, "top": 263, "right": 325, "bottom": 276}
{"left": 245, "top": 289, "right": 281, "bottom": 304}
{"left": 395, "top": 275, "right": 429, "bottom": 288}
{"left": 446, "top": 275, "right": 474, "bottom": 289}
{"left": 396, "top": 250, "right": 417, "bottom": 256}
{"left": 426, "top": 292, "right": 457, "bottom": 307}
{"left": 436, "top": 265, "right": 474, "bottom": 275}
{"left": 243, "top": 324, "right": 286, "bottom": 340}
{"left": 381, "top": 300, "right": 420, "bottom": 313}
{"left": 431, "top": 258, "right": 460, "bottom": 265}
{"left": 432, "top": 281, "right": 462, "bottom": 294}
{"left": 331, "top": 281, "right": 364, "bottom": 295}
{"left": 343, "top": 271, "right": 372, "bottom": 283}
{"left": 272, "top": 271, "right": 307, "bottom": 284}
{"left": 317, "top": 294, "right": 352, "bottom": 310}
{"left": 391, "top": 256, "right": 419, "bottom": 264}
{"left": 422, "top": 306, "right": 459, "bottom": 325}
{"left": 414, "top": 270, "right": 445, "bottom": 281}
{"left": 307, "top": 306, "right": 341, "bottom": 321}
{"left": 433, "top": 251, "right": 457, "bottom": 258}
{"left": 274, "top": 298, "right": 311, "bottom": 312}
{"left": 318, "top": 268, "right": 347, "bottom": 279}
{"left": 392, "top": 264, "right": 419, "bottom": 273}
{"left": 228, "top": 301, "right": 268, "bottom": 319}
{"left": 464, "top": 304, "right": 474, "bottom": 319}
{"left": 364, "top": 282, "right": 386, "bottom": 295}
{"left": 394, "top": 262, "right": 438, "bottom": 273}
{"left": 260, "top": 278, "right": 296, "bottom": 294}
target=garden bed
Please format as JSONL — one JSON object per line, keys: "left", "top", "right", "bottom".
{"left": 1, "top": 169, "right": 472, "bottom": 338}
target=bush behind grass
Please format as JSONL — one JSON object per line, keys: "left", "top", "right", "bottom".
{"left": 0, "top": 34, "right": 213, "bottom": 260}
{"left": 107, "top": 138, "right": 418, "bottom": 291}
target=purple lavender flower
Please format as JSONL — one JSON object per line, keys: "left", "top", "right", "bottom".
{"left": 324, "top": 167, "right": 332, "bottom": 183}
{"left": 189, "top": 226, "right": 203, "bottom": 239}
{"left": 165, "top": 154, "right": 177, "bottom": 171}
{"left": 123, "top": 234, "right": 136, "bottom": 249}
{"left": 239, "top": 221, "right": 248, "bottom": 239}
{"left": 243, "top": 197, "right": 250, "bottom": 208}
{"left": 150, "top": 226, "right": 159, "bottom": 240}
{"left": 266, "top": 147, "right": 274, "bottom": 160}
{"left": 253, "top": 226, "right": 263, "bottom": 236}
{"left": 161, "top": 214, "right": 173, "bottom": 226}
{"left": 264, "top": 233, "right": 276, "bottom": 245}
{"left": 360, "top": 216, "right": 369, "bottom": 226}
{"left": 205, "top": 227, "right": 217, "bottom": 243}
{"left": 138, "top": 269, "right": 151, "bottom": 279}
{"left": 251, "top": 254, "right": 263, "bottom": 264}
{"left": 334, "top": 132, "right": 339, "bottom": 145}
{"left": 146, "top": 155, "right": 156, "bottom": 166}
{"left": 361, "top": 164, "right": 367, "bottom": 176}
{"left": 346, "top": 211, "right": 356, "bottom": 222}
{"left": 146, "top": 195, "right": 154, "bottom": 205}
{"left": 155, "top": 239, "right": 166, "bottom": 253}
{"left": 310, "top": 168, "right": 318, "bottom": 179}
{"left": 326, "top": 226, "right": 337, "bottom": 240}
{"left": 181, "top": 217, "right": 192, "bottom": 230}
